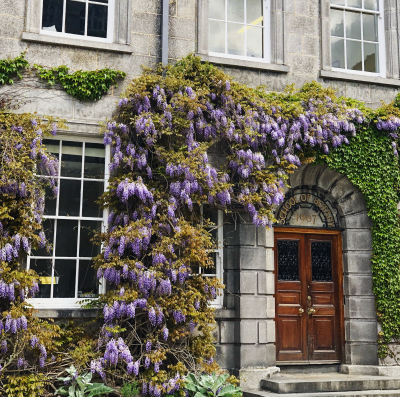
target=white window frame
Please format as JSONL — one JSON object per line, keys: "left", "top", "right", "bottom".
{"left": 27, "top": 135, "right": 110, "bottom": 309}
{"left": 208, "top": 0, "right": 271, "bottom": 64}
{"left": 200, "top": 206, "right": 224, "bottom": 308}
{"left": 330, "top": 0, "right": 386, "bottom": 78}
{"left": 39, "top": 0, "right": 115, "bottom": 44}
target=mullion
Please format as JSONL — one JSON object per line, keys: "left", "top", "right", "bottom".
{"left": 360, "top": 11, "right": 364, "bottom": 71}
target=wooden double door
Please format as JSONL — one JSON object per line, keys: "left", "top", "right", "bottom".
{"left": 274, "top": 229, "right": 344, "bottom": 363}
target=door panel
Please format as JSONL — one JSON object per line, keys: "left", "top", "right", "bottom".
{"left": 275, "top": 230, "right": 343, "bottom": 363}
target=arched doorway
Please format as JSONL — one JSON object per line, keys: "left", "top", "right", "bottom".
{"left": 273, "top": 164, "right": 377, "bottom": 366}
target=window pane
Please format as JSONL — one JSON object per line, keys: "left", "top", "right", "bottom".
{"left": 246, "top": 0, "right": 263, "bottom": 25}
{"left": 347, "top": 0, "right": 362, "bottom": 7}
{"left": 78, "top": 260, "right": 98, "bottom": 298}
{"left": 30, "top": 259, "right": 52, "bottom": 298}
{"left": 227, "top": 0, "right": 244, "bottom": 23}
{"left": 330, "top": 0, "right": 345, "bottom": 4}
{"left": 204, "top": 252, "right": 218, "bottom": 275}
{"left": 277, "top": 240, "right": 299, "bottom": 281}
{"left": 53, "top": 260, "right": 76, "bottom": 298}
{"left": 79, "top": 220, "right": 102, "bottom": 257}
{"left": 61, "top": 141, "right": 82, "bottom": 177}
{"left": 203, "top": 206, "right": 219, "bottom": 241}
{"left": 88, "top": 4, "right": 108, "bottom": 38}
{"left": 82, "top": 181, "right": 104, "bottom": 217}
{"left": 364, "top": 0, "right": 379, "bottom": 10}
{"left": 32, "top": 219, "right": 54, "bottom": 257}
{"left": 42, "top": 0, "right": 63, "bottom": 32}
{"left": 44, "top": 186, "right": 57, "bottom": 216}
{"left": 65, "top": 0, "right": 86, "bottom": 36}
{"left": 209, "top": 0, "right": 225, "bottom": 19}
{"left": 247, "top": 27, "right": 263, "bottom": 58}
{"left": 364, "top": 42, "right": 379, "bottom": 72}
{"left": 346, "top": 11, "right": 361, "bottom": 40}
{"left": 84, "top": 143, "right": 105, "bottom": 179}
{"left": 330, "top": 9, "right": 344, "bottom": 37}
{"left": 227, "top": 23, "right": 245, "bottom": 56}
{"left": 331, "top": 37, "right": 345, "bottom": 68}
{"left": 59, "top": 179, "right": 81, "bottom": 217}
{"left": 311, "top": 242, "right": 333, "bottom": 282}
{"left": 363, "top": 13, "right": 378, "bottom": 42}
{"left": 55, "top": 219, "right": 78, "bottom": 257}
{"left": 346, "top": 40, "right": 362, "bottom": 70}
{"left": 209, "top": 20, "right": 226, "bottom": 53}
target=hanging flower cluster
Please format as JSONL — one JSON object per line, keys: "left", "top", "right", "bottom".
{"left": 0, "top": 110, "right": 63, "bottom": 376}
{"left": 88, "top": 56, "right": 374, "bottom": 394}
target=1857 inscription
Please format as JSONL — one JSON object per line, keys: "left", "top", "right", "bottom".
{"left": 277, "top": 189, "right": 338, "bottom": 228}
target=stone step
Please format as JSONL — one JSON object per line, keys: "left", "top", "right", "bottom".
{"left": 259, "top": 374, "right": 400, "bottom": 394}
{"left": 244, "top": 389, "right": 400, "bottom": 397}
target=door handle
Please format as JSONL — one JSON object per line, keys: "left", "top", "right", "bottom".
{"left": 308, "top": 308, "right": 316, "bottom": 315}
{"left": 299, "top": 308, "right": 304, "bottom": 314}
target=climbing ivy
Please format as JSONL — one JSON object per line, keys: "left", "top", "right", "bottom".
{"left": 315, "top": 102, "right": 400, "bottom": 358}
{"left": 0, "top": 53, "right": 29, "bottom": 85}
{"left": 34, "top": 65, "right": 126, "bottom": 101}
{"left": 0, "top": 53, "right": 126, "bottom": 101}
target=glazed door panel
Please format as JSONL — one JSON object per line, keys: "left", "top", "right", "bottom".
{"left": 275, "top": 231, "right": 342, "bottom": 363}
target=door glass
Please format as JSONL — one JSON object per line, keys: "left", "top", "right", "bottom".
{"left": 277, "top": 240, "right": 299, "bottom": 281}
{"left": 311, "top": 241, "right": 333, "bottom": 282}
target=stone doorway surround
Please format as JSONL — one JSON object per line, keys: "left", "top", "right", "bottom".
{"left": 218, "top": 164, "right": 382, "bottom": 390}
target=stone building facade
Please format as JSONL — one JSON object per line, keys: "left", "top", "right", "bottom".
{"left": 1, "top": 0, "right": 399, "bottom": 389}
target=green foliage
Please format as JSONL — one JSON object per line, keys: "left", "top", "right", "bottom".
{"left": 56, "top": 365, "right": 114, "bottom": 397}
{"left": 34, "top": 64, "right": 126, "bottom": 101}
{"left": 0, "top": 52, "right": 29, "bottom": 85}
{"left": 184, "top": 373, "right": 242, "bottom": 397}
{"left": 315, "top": 118, "right": 400, "bottom": 356}
{"left": 121, "top": 381, "right": 140, "bottom": 397}
{"left": 4, "top": 374, "right": 49, "bottom": 397}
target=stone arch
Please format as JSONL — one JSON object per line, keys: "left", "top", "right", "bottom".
{"left": 281, "top": 164, "right": 378, "bottom": 365}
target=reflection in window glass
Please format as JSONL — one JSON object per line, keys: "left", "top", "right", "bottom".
{"left": 330, "top": 1, "right": 382, "bottom": 74}
{"left": 209, "top": 0, "right": 265, "bottom": 60}
{"left": 42, "top": 0, "right": 110, "bottom": 39}
{"left": 78, "top": 260, "right": 98, "bottom": 297}
{"left": 29, "top": 140, "right": 107, "bottom": 300}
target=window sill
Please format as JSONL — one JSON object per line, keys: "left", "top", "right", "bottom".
{"left": 215, "top": 308, "right": 236, "bottom": 319}
{"left": 21, "top": 32, "right": 133, "bottom": 54}
{"left": 198, "top": 54, "right": 290, "bottom": 74}
{"left": 34, "top": 308, "right": 100, "bottom": 319}
{"left": 320, "top": 69, "right": 400, "bottom": 88}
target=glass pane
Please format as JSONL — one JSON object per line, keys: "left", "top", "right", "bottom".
{"left": 30, "top": 259, "right": 52, "bottom": 298}
{"left": 330, "top": 0, "right": 345, "bottom": 4}
{"left": 346, "top": 11, "right": 361, "bottom": 40}
{"left": 203, "top": 206, "right": 219, "bottom": 241}
{"left": 88, "top": 4, "right": 108, "bottom": 38}
{"left": 65, "top": 0, "right": 86, "bottom": 36}
{"left": 204, "top": 252, "right": 218, "bottom": 275}
{"left": 44, "top": 139, "right": 60, "bottom": 155}
{"left": 277, "top": 240, "right": 299, "bottom": 281}
{"left": 79, "top": 220, "right": 102, "bottom": 258}
{"left": 246, "top": 0, "right": 263, "bottom": 25}
{"left": 364, "top": 0, "right": 379, "bottom": 10}
{"left": 364, "top": 42, "right": 379, "bottom": 73}
{"left": 347, "top": 0, "right": 362, "bottom": 7}
{"left": 209, "top": 0, "right": 225, "bottom": 19}
{"left": 55, "top": 219, "right": 78, "bottom": 257}
{"left": 209, "top": 20, "right": 226, "bottom": 53}
{"left": 346, "top": 40, "right": 362, "bottom": 70}
{"left": 78, "top": 260, "right": 98, "bottom": 298}
{"left": 227, "top": 0, "right": 244, "bottom": 22}
{"left": 32, "top": 219, "right": 54, "bottom": 257}
{"left": 82, "top": 181, "right": 104, "bottom": 217}
{"left": 227, "top": 23, "right": 245, "bottom": 56}
{"left": 311, "top": 241, "right": 333, "bottom": 282}
{"left": 59, "top": 179, "right": 81, "bottom": 217}
{"left": 42, "top": 0, "right": 63, "bottom": 32}
{"left": 89, "top": 0, "right": 108, "bottom": 2}
{"left": 53, "top": 260, "right": 76, "bottom": 298}
{"left": 247, "top": 27, "right": 263, "bottom": 58}
{"left": 330, "top": 9, "right": 344, "bottom": 37}
{"left": 44, "top": 186, "right": 57, "bottom": 216}
{"left": 363, "top": 13, "right": 378, "bottom": 42}
{"left": 331, "top": 37, "right": 345, "bottom": 68}
{"left": 61, "top": 141, "right": 82, "bottom": 177}
{"left": 84, "top": 143, "right": 105, "bottom": 179}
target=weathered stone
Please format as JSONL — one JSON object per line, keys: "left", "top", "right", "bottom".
{"left": 345, "top": 297, "right": 377, "bottom": 320}
{"left": 239, "top": 367, "right": 280, "bottom": 390}
{"left": 344, "top": 275, "right": 374, "bottom": 296}
{"left": 342, "top": 229, "right": 373, "bottom": 251}
{"left": 169, "top": 16, "right": 196, "bottom": 40}
{"left": 258, "top": 320, "right": 276, "bottom": 344}
{"left": 342, "top": 212, "right": 373, "bottom": 229}
{"left": 220, "top": 321, "right": 235, "bottom": 344}
{"left": 343, "top": 251, "right": 372, "bottom": 274}
{"left": 345, "top": 343, "right": 379, "bottom": 365}
{"left": 345, "top": 320, "right": 378, "bottom": 342}
{"left": 215, "top": 344, "right": 237, "bottom": 370}
{"left": 240, "top": 272, "right": 257, "bottom": 294}
{"left": 239, "top": 321, "right": 258, "bottom": 344}
{"left": 239, "top": 296, "right": 268, "bottom": 319}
